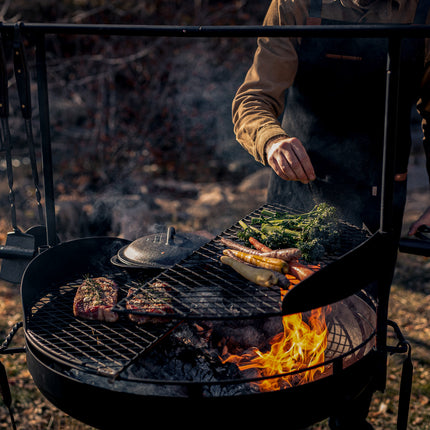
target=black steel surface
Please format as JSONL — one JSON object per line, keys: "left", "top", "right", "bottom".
{"left": 1, "top": 22, "right": 430, "bottom": 38}
{"left": 25, "top": 283, "right": 376, "bottom": 386}
{"left": 399, "top": 226, "right": 430, "bottom": 256}
{"left": 23, "top": 285, "right": 379, "bottom": 429}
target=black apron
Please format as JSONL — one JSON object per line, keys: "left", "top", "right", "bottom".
{"left": 267, "top": 0, "right": 427, "bottom": 234}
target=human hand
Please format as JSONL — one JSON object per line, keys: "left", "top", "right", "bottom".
{"left": 266, "top": 136, "right": 316, "bottom": 184}
{"left": 408, "top": 206, "right": 430, "bottom": 236}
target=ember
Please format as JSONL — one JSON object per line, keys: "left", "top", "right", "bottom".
{"left": 221, "top": 306, "right": 330, "bottom": 391}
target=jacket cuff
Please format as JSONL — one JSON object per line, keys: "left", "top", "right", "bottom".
{"left": 256, "top": 127, "right": 289, "bottom": 164}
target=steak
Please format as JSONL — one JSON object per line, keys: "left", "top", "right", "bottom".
{"left": 126, "top": 281, "right": 172, "bottom": 324}
{"left": 73, "top": 276, "right": 119, "bottom": 322}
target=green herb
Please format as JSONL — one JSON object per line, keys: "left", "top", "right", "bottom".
{"left": 82, "top": 277, "right": 105, "bottom": 305}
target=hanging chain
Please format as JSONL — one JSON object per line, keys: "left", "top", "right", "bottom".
{"left": 0, "top": 35, "right": 19, "bottom": 232}
{"left": 24, "top": 118, "right": 44, "bottom": 223}
{"left": 13, "top": 25, "right": 44, "bottom": 225}
{"left": 1, "top": 118, "right": 18, "bottom": 231}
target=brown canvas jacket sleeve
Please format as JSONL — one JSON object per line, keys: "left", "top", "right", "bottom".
{"left": 233, "top": 0, "right": 430, "bottom": 178}
{"left": 232, "top": 0, "right": 309, "bottom": 165}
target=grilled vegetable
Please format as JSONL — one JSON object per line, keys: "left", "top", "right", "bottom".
{"left": 237, "top": 203, "right": 341, "bottom": 262}
{"left": 220, "top": 255, "right": 281, "bottom": 287}
{"left": 288, "top": 260, "right": 315, "bottom": 281}
{"left": 223, "top": 249, "right": 288, "bottom": 273}
{"left": 219, "top": 237, "right": 262, "bottom": 255}
{"left": 259, "top": 248, "right": 301, "bottom": 261}
{"left": 249, "top": 236, "right": 272, "bottom": 252}
{"left": 220, "top": 237, "right": 299, "bottom": 261}
{"left": 223, "top": 249, "right": 290, "bottom": 288}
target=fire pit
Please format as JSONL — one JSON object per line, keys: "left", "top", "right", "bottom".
{"left": 13, "top": 204, "right": 379, "bottom": 429}
{"left": 0, "top": 209, "right": 413, "bottom": 430}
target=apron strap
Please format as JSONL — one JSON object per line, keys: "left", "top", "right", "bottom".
{"left": 309, "top": 0, "right": 322, "bottom": 18}
{"left": 414, "top": 0, "right": 430, "bottom": 24}
{"left": 307, "top": 0, "right": 322, "bottom": 24}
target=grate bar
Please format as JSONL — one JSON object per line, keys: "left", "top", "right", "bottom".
{"left": 26, "top": 282, "right": 179, "bottom": 376}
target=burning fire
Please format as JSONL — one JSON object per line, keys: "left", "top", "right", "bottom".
{"left": 221, "top": 306, "right": 330, "bottom": 392}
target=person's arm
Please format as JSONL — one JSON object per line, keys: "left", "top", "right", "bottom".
{"left": 232, "top": 0, "right": 309, "bottom": 165}
{"left": 418, "top": 51, "right": 430, "bottom": 186}
{"left": 411, "top": 22, "right": 430, "bottom": 235}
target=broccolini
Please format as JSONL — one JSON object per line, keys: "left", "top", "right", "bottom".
{"left": 237, "top": 203, "right": 341, "bottom": 262}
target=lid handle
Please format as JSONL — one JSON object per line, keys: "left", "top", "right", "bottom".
{"left": 166, "top": 226, "right": 176, "bottom": 245}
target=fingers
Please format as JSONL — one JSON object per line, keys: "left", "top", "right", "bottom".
{"left": 266, "top": 137, "right": 316, "bottom": 184}
{"left": 408, "top": 221, "right": 427, "bottom": 236}
{"left": 408, "top": 222, "right": 419, "bottom": 236}
{"left": 408, "top": 206, "right": 430, "bottom": 236}
{"left": 289, "top": 138, "right": 316, "bottom": 182}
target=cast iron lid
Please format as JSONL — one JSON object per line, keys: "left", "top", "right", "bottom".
{"left": 111, "top": 226, "right": 208, "bottom": 269}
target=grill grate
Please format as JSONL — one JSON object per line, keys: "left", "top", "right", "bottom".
{"left": 114, "top": 203, "right": 369, "bottom": 320}
{"left": 25, "top": 203, "right": 369, "bottom": 377}
{"left": 26, "top": 275, "right": 180, "bottom": 377}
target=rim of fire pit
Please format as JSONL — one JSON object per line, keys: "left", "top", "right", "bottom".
{"left": 23, "top": 203, "right": 373, "bottom": 387}
{"left": 26, "top": 290, "right": 377, "bottom": 392}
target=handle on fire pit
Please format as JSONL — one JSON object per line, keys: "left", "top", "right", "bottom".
{"left": 0, "top": 322, "right": 23, "bottom": 430}
{"left": 0, "top": 360, "right": 16, "bottom": 430}
{"left": 1, "top": 322, "right": 25, "bottom": 355}
{"left": 387, "top": 320, "right": 413, "bottom": 430}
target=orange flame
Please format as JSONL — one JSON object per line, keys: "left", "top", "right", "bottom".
{"left": 221, "top": 306, "right": 330, "bottom": 392}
